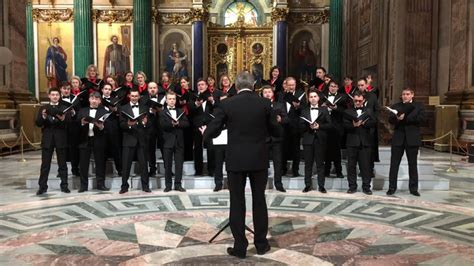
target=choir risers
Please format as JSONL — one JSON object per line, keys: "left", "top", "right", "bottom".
{"left": 26, "top": 157, "right": 448, "bottom": 191}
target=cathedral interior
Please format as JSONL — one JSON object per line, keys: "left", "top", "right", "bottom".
{"left": 0, "top": 0, "right": 473, "bottom": 265}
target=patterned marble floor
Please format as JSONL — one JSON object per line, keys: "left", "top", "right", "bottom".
{"left": 0, "top": 151, "right": 474, "bottom": 265}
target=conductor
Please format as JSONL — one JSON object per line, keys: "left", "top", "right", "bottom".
{"left": 202, "top": 72, "right": 281, "bottom": 258}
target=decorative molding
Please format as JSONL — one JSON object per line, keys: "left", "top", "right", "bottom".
{"left": 32, "top": 8, "right": 73, "bottom": 23}
{"left": 152, "top": 8, "right": 209, "bottom": 25}
{"left": 92, "top": 9, "right": 133, "bottom": 24}
{"left": 287, "top": 9, "right": 330, "bottom": 24}
{"left": 189, "top": 8, "right": 209, "bottom": 22}
{"left": 271, "top": 7, "right": 289, "bottom": 22}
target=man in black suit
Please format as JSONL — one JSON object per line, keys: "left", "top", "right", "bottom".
{"left": 387, "top": 88, "right": 425, "bottom": 196}
{"left": 300, "top": 90, "right": 332, "bottom": 193}
{"left": 189, "top": 78, "right": 216, "bottom": 176}
{"left": 321, "top": 81, "right": 347, "bottom": 178}
{"left": 60, "top": 84, "right": 80, "bottom": 177}
{"left": 77, "top": 92, "right": 109, "bottom": 192}
{"left": 262, "top": 85, "right": 288, "bottom": 192}
{"left": 343, "top": 91, "right": 377, "bottom": 195}
{"left": 140, "top": 81, "right": 162, "bottom": 177}
{"left": 203, "top": 72, "right": 281, "bottom": 259}
{"left": 279, "top": 77, "right": 306, "bottom": 177}
{"left": 101, "top": 83, "right": 122, "bottom": 176}
{"left": 357, "top": 77, "right": 380, "bottom": 177}
{"left": 159, "top": 91, "right": 190, "bottom": 192}
{"left": 119, "top": 88, "right": 151, "bottom": 194}
{"left": 35, "top": 88, "right": 71, "bottom": 195}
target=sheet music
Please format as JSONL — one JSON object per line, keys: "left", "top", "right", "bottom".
{"left": 212, "top": 129, "right": 228, "bottom": 145}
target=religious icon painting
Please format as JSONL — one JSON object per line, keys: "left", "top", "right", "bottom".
{"left": 97, "top": 23, "right": 132, "bottom": 83}
{"left": 36, "top": 21, "right": 73, "bottom": 96}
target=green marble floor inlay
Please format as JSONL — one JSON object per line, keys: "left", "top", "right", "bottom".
{"left": 165, "top": 220, "right": 190, "bottom": 236}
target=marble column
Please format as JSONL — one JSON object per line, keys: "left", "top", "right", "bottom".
{"left": 329, "top": 0, "right": 342, "bottom": 82}
{"left": 192, "top": 21, "right": 203, "bottom": 86}
{"left": 74, "top": 0, "right": 93, "bottom": 77}
{"left": 191, "top": 8, "right": 208, "bottom": 86}
{"left": 133, "top": 0, "right": 152, "bottom": 78}
{"left": 26, "top": 1, "right": 35, "bottom": 96}
{"left": 272, "top": 8, "right": 289, "bottom": 77}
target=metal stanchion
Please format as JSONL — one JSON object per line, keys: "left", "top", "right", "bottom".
{"left": 18, "top": 132, "right": 26, "bottom": 162}
{"left": 446, "top": 131, "right": 457, "bottom": 173}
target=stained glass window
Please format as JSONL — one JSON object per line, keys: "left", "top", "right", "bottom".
{"left": 224, "top": 1, "right": 259, "bottom": 26}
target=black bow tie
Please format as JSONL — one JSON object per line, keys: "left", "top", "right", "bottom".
{"left": 150, "top": 95, "right": 157, "bottom": 99}
{"left": 311, "top": 107, "right": 319, "bottom": 110}
{"left": 104, "top": 97, "right": 110, "bottom": 100}
{"left": 62, "top": 96, "right": 69, "bottom": 99}
{"left": 329, "top": 94, "right": 336, "bottom": 97}
{"left": 168, "top": 108, "right": 176, "bottom": 110}
{"left": 90, "top": 107, "right": 97, "bottom": 110}
{"left": 132, "top": 105, "right": 139, "bottom": 108}
{"left": 355, "top": 107, "right": 363, "bottom": 110}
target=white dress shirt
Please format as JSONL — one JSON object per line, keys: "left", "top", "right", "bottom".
{"left": 88, "top": 108, "right": 97, "bottom": 137}
{"left": 130, "top": 102, "right": 140, "bottom": 117}
{"left": 310, "top": 105, "right": 319, "bottom": 123}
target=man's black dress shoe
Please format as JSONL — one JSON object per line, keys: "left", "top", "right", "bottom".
{"left": 36, "top": 188, "right": 47, "bottom": 195}
{"left": 97, "top": 185, "right": 110, "bottom": 191}
{"left": 61, "top": 188, "right": 71, "bottom": 193}
{"left": 318, "top": 187, "right": 327, "bottom": 193}
{"left": 163, "top": 187, "right": 172, "bottom": 192}
{"left": 213, "top": 185, "right": 223, "bottom": 192}
{"left": 227, "top": 247, "right": 246, "bottom": 259}
{"left": 410, "top": 191, "right": 421, "bottom": 196}
{"left": 275, "top": 186, "right": 286, "bottom": 192}
{"left": 78, "top": 188, "right": 88, "bottom": 193}
{"left": 256, "top": 245, "right": 271, "bottom": 255}
{"left": 142, "top": 187, "right": 151, "bottom": 193}
{"left": 302, "top": 186, "right": 312, "bottom": 193}
{"left": 175, "top": 186, "right": 186, "bottom": 192}
{"left": 119, "top": 188, "right": 128, "bottom": 194}
{"left": 363, "top": 189, "right": 373, "bottom": 195}
{"left": 347, "top": 188, "right": 356, "bottom": 194}
{"left": 386, "top": 189, "right": 396, "bottom": 196}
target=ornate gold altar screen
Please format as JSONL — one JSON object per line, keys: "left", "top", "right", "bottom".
{"left": 208, "top": 18, "right": 273, "bottom": 83}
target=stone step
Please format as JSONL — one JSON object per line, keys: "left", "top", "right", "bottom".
{"left": 26, "top": 170, "right": 448, "bottom": 191}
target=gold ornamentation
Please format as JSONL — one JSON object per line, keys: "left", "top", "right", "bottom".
{"left": 32, "top": 8, "right": 73, "bottom": 24}
{"left": 92, "top": 9, "right": 133, "bottom": 24}
{"left": 189, "top": 8, "right": 209, "bottom": 22}
{"left": 271, "top": 7, "right": 289, "bottom": 22}
{"left": 152, "top": 8, "right": 209, "bottom": 25}
{"left": 288, "top": 9, "right": 330, "bottom": 24}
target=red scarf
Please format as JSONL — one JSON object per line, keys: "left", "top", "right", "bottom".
{"left": 367, "top": 85, "right": 373, "bottom": 92}
{"left": 181, "top": 87, "right": 189, "bottom": 115}
{"left": 222, "top": 86, "right": 229, "bottom": 94}
{"left": 344, "top": 85, "right": 352, "bottom": 94}
{"left": 88, "top": 78, "right": 98, "bottom": 94}
{"left": 162, "top": 83, "right": 169, "bottom": 91}
{"left": 138, "top": 83, "right": 147, "bottom": 94}
{"left": 124, "top": 82, "right": 133, "bottom": 88}
{"left": 318, "top": 83, "right": 325, "bottom": 91}
{"left": 208, "top": 85, "right": 214, "bottom": 93}
{"left": 72, "top": 88, "right": 81, "bottom": 95}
